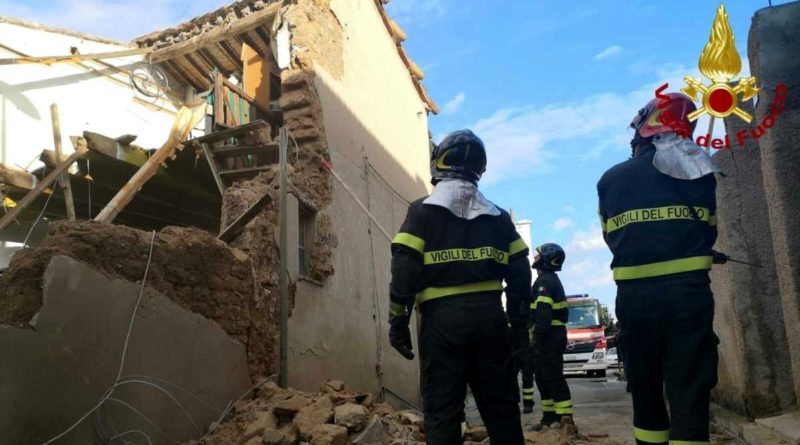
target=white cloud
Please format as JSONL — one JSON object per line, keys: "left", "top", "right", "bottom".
{"left": 594, "top": 45, "right": 623, "bottom": 61}
{"left": 0, "top": 0, "right": 224, "bottom": 40}
{"left": 471, "top": 63, "right": 701, "bottom": 184}
{"left": 385, "top": 0, "right": 447, "bottom": 26}
{"left": 551, "top": 217, "right": 574, "bottom": 232}
{"left": 442, "top": 92, "right": 466, "bottom": 115}
{"left": 567, "top": 224, "right": 606, "bottom": 252}
{"left": 564, "top": 205, "right": 576, "bottom": 213}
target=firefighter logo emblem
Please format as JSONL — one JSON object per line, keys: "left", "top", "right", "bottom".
{"left": 681, "top": 4, "right": 759, "bottom": 123}
{"left": 566, "top": 341, "right": 575, "bottom": 351}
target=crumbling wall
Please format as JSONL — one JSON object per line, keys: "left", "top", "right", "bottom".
{"left": 712, "top": 96, "right": 795, "bottom": 415}
{"left": 748, "top": 1, "right": 800, "bottom": 407}
{"left": 0, "top": 255, "right": 251, "bottom": 444}
{"left": 0, "top": 220, "right": 275, "bottom": 378}
{"left": 711, "top": 1, "right": 800, "bottom": 419}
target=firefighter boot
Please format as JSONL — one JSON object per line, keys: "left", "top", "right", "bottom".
{"left": 531, "top": 413, "right": 559, "bottom": 431}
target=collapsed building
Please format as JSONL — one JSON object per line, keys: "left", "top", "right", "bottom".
{"left": 0, "top": 0, "right": 438, "bottom": 442}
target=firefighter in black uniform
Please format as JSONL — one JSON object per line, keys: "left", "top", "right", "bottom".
{"left": 597, "top": 93, "right": 719, "bottom": 445}
{"left": 529, "top": 243, "right": 572, "bottom": 428}
{"left": 389, "top": 129, "right": 531, "bottom": 445}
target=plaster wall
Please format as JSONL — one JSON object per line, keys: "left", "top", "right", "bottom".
{"left": 0, "top": 20, "right": 191, "bottom": 171}
{"left": 286, "top": 0, "right": 431, "bottom": 406}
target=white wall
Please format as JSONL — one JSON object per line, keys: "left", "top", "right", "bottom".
{"left": 0, "top": 20, "right": 187, "bottom": 170}
{"left": 515, "top": 220, "right": 534, "bottom": 263}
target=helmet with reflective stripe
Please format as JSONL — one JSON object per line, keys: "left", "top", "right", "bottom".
{"left": 430, "top": 129, "right": 487, "bottom": 185}
{"left": 630, "top": 93, "right": 698, "bottom": 138}
{"left": 532, "top": 243, "right": 565, "bottom": 271}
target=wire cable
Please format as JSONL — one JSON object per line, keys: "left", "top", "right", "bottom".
{"left": 23, "top": 187, "right": 56, "bottom": 247}
{"left": 42, "top": 231, "right": 157, "bottom": 445}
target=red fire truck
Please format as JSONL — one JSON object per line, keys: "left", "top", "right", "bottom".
{"left": 563, "top": 294, "right": 608, "bottom": 377}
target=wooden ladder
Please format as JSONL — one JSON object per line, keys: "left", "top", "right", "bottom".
{"left": 192, "top": 120, "right": 279, "bottom": 194}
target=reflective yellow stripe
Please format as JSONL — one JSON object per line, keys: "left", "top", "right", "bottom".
{"left": 634, "top": 427, "right": 670, "bottom": 443}
{"left": 555, "top": 400, "right": 574, "bottom": 414}
{"left": 541, "top": 399, "right": 555, "bottom": 412}
{"left": 523, "top": 395, "right": 534, "bottom": 400}
{"left": 533, "top": 297, "right": 568, "bottom": 310}
{"left": 606, "top": 206, "right": 711, "bottom": 233}
{"left": 393, "top": 232, "right": 425, "bottom": 254}
{"left": 709, "top": 215, "right": 717, "bottom": 226}
{"left": 535, "top": 296, "right": 553, "bottom": 306}
{"left": 390, "top": 301, "right": 406, "bottom": 317}
{"left": 424, "top": 246, "right": 509, "bottom": 265}
{"left": 613, "top": 256, "right": 712, "bottom": 280}
{"left": 599, "top": 210, "right": 607, "bottom": 233}
{"left": 522, "top": 388, "right": 534, "bottom": 394}
{"left": 417, "top": 280, "right": 504, "bottom": 304}
{"left": 510, "top": 238, "right": 528, "bottom": 256}
{"left": 552, "top": 320, "right": 565, "bottom": 326}
{"left": 670, "top": 441, "right": 708, "bottom": 445}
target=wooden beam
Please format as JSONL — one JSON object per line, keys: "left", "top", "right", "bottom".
{"left": 0, "top": 163, "right": 35, "bottom": 189}
{"left": 94, "top": 105, "right": 205, "bottom": 223}
{"left": 149, "top": 4, "right": 281, "bottom": 63}
{"left": 218, "top": 40, "right": 243, "bottom": 69}
{"left": 198, "top": 48, "right": 223, "bottom": 72}
{"left": 168, "top": 60, "right": 204, "bottom": 91}
{"left": 50, "top": 104, "right": 76, "bottom": 221}
{"left": 218, "top": 190, "right": 272, "bottom": 242}
{"left": 0, "top": 47, "right": 153, "bottom": 65}
{"left": 0, "top": 147, "right": 87, "bottom": 232}
{"left": 184, "top": 54, "right": 211, "bottom": 83}
{"left": 199, "top": 143, "right": 226, "bottom": 195}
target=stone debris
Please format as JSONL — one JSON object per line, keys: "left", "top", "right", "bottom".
{"left": 334, "top": 402, "right": 368, "bottom": 431}
{"left": 190, "top": 380, "right": 615, "bottom": 445}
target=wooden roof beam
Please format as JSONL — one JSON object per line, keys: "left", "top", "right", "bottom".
{"left": 148, "top": 2, "right": 281, "bottom": 63}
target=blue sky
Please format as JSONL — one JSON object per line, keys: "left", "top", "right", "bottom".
{"left": 386, "top": 0, "right": 781, "bottom": 315}
{"left": 4, "top": 0, "right": 784, "bottom": 316}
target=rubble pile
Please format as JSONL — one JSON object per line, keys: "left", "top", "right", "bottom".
{"left": 191, "top": 379, "right": 617, "bottom": 445}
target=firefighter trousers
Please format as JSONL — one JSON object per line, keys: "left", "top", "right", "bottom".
{"left": 420, "top": 293, "right": 524, "bottom": 445}
{"left": 534, "top": 328, "right": 572, "bottom": 418}
{"left": 616, "top": 281, "right": 718, "bottom": 445}
{"left": 520, "top": 350, "right": 535, "bottom": 408}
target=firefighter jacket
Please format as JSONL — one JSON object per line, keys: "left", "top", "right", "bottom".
{"left": 390, "top": 197, "right": 532, "bottom": 326}
{"left": 530, "top": 271, "right": 568, "bottom": 336}
{"left": 597, "top": 146, "right": 717, "bottom": 283}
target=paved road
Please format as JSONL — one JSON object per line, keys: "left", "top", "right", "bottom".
{"left": 466, "top": 369, "right": 634, "bottom": 443}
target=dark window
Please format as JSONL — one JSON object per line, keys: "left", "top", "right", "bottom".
{"left": 298, "top": 204, "right": 315, "bottom": 276}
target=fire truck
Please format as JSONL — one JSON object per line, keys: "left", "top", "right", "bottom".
{"left": 563, "top": 294, "right": 608, "bottom": 377}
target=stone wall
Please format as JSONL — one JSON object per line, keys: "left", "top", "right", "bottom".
{"left": 712, "top": 1, "right": 800, "bottom": 418}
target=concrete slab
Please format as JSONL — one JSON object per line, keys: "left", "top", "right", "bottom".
{"left": 0, "top": 255, "right": 252, "bottom": 444}
{"left": 756, "top": 412, "right": 800, "bottom": 445}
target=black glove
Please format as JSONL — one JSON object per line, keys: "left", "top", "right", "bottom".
{"left": 389, "top": 317, "right": 415, "bottom": 360}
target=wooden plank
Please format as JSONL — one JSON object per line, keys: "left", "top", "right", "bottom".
{"left": 199, "top": 143, "right": 226, "bottom": 195}
{"left": 94, "top": 105, "right": 205, "bottom": 223}
{"left": 218, "top": 165, "right": 271, "bottom": 180}
{"left": 189, "top": 120, "right": 268, "bottom": 144}
{"left": 213, "top": 72, "right": 224, "bottom": 128}
{"left": 219, "top": 40, "right": 243, "bottom": 70}
{"left": 0, "top": 47, "right": 153, "bottom": 65}
{"left": 50, "top": 104, "right": 76, "bottom": 220}
{"left": 0, "top": 147, "right": 87, "bottom": 232}
{"left": 218, "top": 191, "right": 272, "bottom": 242}
{"left": 212, "top": 143, "right": 278, "bottom": 158}
{"left": 0, "top": 163, "right": 35, "bottom": 189}
{"left": 149, "top": 3, "right": 281, "bottom": 63}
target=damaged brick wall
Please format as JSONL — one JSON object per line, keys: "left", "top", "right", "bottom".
{"left": 0, "top": 221, "right": 275, "bottom": 379}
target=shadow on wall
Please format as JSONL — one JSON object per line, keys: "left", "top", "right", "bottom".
{"left": 286, "top": 68, "right": 430, "bottom": 406}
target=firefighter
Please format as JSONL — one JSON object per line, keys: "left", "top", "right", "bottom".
{"left": 530, "top": 243, "right": 572, "bottom": 429}
{"left": 389, "top": 129, "right": 531, "bottom": 445}
{"left": 597, "top": 93, "right": 719, "bottom": 445}
{"left": 516, "top": 332, "right": 536, "bottom": 414}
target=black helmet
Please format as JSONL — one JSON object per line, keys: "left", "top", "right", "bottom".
{"left": 532, "top": 243, "right": 565, "bottom": 271}
{"left": 430, "top": 129, "right": 487, "bottom": 185}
